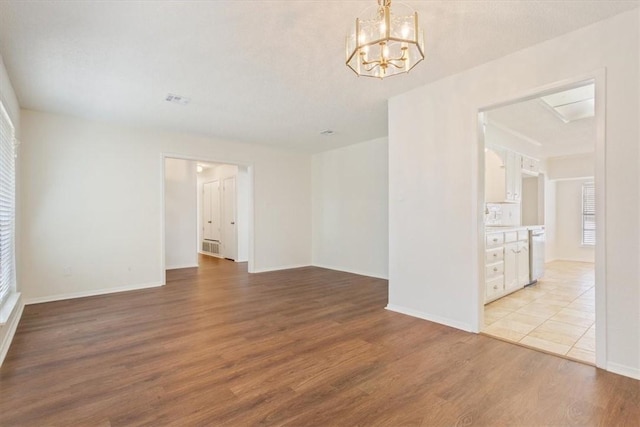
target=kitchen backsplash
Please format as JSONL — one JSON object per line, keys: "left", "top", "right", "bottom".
{"left": 485, "top": 203, "right": 521, "bottom": 226}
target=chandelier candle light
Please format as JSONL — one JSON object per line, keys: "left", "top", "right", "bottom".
{"left": 346, "top": 0, "right": 425, "bottom": 79}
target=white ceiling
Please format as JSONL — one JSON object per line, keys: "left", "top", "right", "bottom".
{"left": 0, "top": 1, "right": 637, "bottom": 153}
{"left": 486, "top": 84, "right": 596, "bottom": 159}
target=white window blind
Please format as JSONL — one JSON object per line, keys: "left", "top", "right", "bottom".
{"left": 0, "top": 101, "right": 15, "bottom": 308}
{"left": 582, "top": 182, "right": 595, "bottom": 246}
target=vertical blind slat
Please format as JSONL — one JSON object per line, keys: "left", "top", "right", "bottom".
{"left": 582, "top": 182, "right": 595, "bottom": 246}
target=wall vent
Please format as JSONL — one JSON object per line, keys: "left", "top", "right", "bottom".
{"left": 202, "top": 240, "right": 220, "bottom": 255}
{"left": 165, "top": 93, "right": 191, "bottom": 106}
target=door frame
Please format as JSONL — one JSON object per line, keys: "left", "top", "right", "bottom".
{"left": 475, "top": 69, "right": 607, "bottom": 368}
{"left": 160, "top": 153, "right": 255, "bottom": 273}
{"left": 221, "top": 175, "right": 237, "bottom": 260}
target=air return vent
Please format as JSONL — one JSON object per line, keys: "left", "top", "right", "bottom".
{"left": 165, "top": 93, "right": 191, "bottom": 105}
{"left": 202, "top": 240, "right": 220, "bottom": 255}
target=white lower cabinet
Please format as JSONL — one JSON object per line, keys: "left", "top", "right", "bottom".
{"left": 485, "top": 229, "right": 530, "bottom": 303}
{"left": 517, "top": 241, "right": 530, "bottom": 287}
{"left": 504, "top": 241, "right": 518, "bottom": 292}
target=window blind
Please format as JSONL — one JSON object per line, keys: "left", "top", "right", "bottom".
{"left": 0, "top": 101, "right": 15, "bottom": 307}
{"left": 582, "top": 182, "right": 595, "bottom": 246}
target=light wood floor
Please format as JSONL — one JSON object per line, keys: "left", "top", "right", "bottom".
{"left": 1, "top": 256, "right": 638, "bottom": 426}
{"left": 484, "top": 261, "right": 595, "bottom": 364}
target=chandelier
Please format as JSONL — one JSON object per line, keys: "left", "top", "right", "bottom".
{"left": 346, "top": 0, "right": 425, "bottom": 79}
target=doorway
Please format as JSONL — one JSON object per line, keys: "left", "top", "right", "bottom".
{"left": 478, "top": 77, "right": 605, "bottom": 366}
{"left": 163, "top": 156, "right": 252, "bottom": 274}
{"left": 197, "top": 163, "right": 248, "bottom": 262}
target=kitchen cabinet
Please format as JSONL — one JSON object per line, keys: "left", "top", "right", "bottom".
{"left": 485, "top": 228, "right": 530, "bottom": 303}
{"left": 504, "top": 240, "right": 529, "bottom": 293}
{"left": 521, "top": 156, "right": 540, "bottom": 176}
{"left": 485, "top": 148, "right": 521, "bottom": 203}
{"left": 484, "top": 232, "right": 505, "bottom": 302}
{"left": 505, "top": 151, "right": 522, "bottom": 202}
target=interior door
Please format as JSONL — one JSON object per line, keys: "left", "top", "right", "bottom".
{"left": 222, "top": 176, "right": 236, "bottom": 260}
{"left": 203, "top": 180, "right": 221, "bottom": 241}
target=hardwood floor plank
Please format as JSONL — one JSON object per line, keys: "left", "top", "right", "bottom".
{"left": 1, "top": 255, "right": 638, "bottom": 426}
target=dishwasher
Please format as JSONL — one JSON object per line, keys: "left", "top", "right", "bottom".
{"left": 529, "top": 229, "right": 545, "bottom": 284}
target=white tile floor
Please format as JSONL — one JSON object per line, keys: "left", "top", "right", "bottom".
{"left": 483, "top": 261, "right": 595, "bottom": 365}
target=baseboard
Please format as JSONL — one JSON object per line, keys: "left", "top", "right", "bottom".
{"left": 553, "top": 258, "right": 595, "bottom": 264}
{"left": 0, "top": 295, "right": 24, "bottom": 366}
{"left": 198, "top": 251, "right": 223, "bottom": 259}
{"left": 607, "top": 361, "right": 640, "bottom": 380}
{"left": 312, "top": 263, "right": 388, "bottom": 280}
{"left": 24, "top": 281, "right": 164, "bottom": 305}
{"left": 385, "top": 304, "right": 473, "bottom": 332}
{"left": 166, "top": 263, "right": 199, "bottom": 270}
{"left": 251, "top": 264, "right": 311, "bottom": 273}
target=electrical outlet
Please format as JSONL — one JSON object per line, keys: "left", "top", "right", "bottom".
{"left": 63, "top": 267, "right": 72, "bottom": 277}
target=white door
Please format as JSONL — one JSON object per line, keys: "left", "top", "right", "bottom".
{"left": 222, "top": 176, "right": 237, "bottom": 260}
{"left": 517, "top": 241, "right": 530, "bottom": 286}
{"left": 504, "top": 242, "right": 518, "bottom": 291}
{"left": 203, "top": 181, "right": 221, "bottom": 241}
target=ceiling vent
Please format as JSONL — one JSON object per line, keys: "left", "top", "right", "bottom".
{"left": 165, "top": 93, "right": 191, "bottom": 106}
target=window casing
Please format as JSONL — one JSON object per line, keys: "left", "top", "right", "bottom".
{"left": 0, "top": 100, "right": 15, "bottom": 308}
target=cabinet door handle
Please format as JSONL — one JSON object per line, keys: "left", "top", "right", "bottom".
{"left": 493, "top": 285, "right": 498, "bottom": 290}
{"left": 492, "top": 238, "right": 498, "bottom": 242}
{"left": 493, "top": 253, "right": 497, "bottom": 257}
{"left": 493, "top": 267, "right": 498, "bottom": 272}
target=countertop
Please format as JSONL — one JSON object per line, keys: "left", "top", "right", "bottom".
{"left": 485, "top": 225, "right": 544, "bottom": 233}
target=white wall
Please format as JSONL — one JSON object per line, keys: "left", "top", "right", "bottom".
{"left": 19, "top": 109, "right": 312, "bottom": 302}
{"left": 164, "top": 158, "right": 198, "bottom": 269}
{"left": 555, "top": 178, "right": 595, "bottom": 263}
{"left": 545, "top": 154, "right": 596, "bottom": 263}
{"left": 485, "top": 122, "right": 540, "bottom": 159}
{"left": 521, "top": 177, "right": 539, "bottom": 225}
{"left": 312, "top": 137, "right": 388, "bottom": 279}
{"left": 0, "top": 54, "right": 23, "bottom": 365}
{"left": 389, "top": 10, "right": 639, "bottom": 377}
{"left": 547, "top": 152, "right": 595, "bottom": 179}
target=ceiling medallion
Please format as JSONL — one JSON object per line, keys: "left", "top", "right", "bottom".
{"left": 346, "top": 0, "right": 425, "bottom": 79}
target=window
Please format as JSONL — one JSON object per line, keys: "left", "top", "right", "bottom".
{"left": 582, "top": 182, "right": 595, "bottom": 246}
{"left": 0, "top": 100, "right": 15, "bottom": 309}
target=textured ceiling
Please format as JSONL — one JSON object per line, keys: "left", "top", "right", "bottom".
{"left": 486, "top": 85, "right": 596, "bottom": 159}
{"left": 0, "top": 1, "right": 637, "bottom": 153}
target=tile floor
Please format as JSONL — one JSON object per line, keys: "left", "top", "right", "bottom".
{"left": 483, "top": 260, "right": 595, "bottom": 364}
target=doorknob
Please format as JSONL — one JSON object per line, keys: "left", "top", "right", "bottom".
{"left": 231, "top": 222, "right": 235, "bottom": 225}
{"left": 207, "top": 221, "right": 212, "bottom": 224}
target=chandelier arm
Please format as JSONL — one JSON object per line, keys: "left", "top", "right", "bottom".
{"left": 363, "top": 62, "right": 381, "bottom": 72}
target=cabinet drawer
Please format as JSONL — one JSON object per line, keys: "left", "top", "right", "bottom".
{"left": 518, "top": 230, "right": 529, "bottom": 241}
{"left": 486, "top": 261, "right": 504, "bottom": 279}
{"left": 486, "top": 276, "right": 504, "bottom": 299}
{"left": 504, "top": 231, "right": 518, "bottom": 243}
{"left": 485, "top": 247, "right": 504, "bottom": 263}
{"left": 486, "top": 233, "right": 504, "bottom": 247}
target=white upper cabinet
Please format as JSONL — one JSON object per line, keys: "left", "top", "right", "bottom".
{"left": 521, "top": 155, "right": 540, "bottom": 176}
{"left": 485, "top": 148, "right": 523, "bottom": 203}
